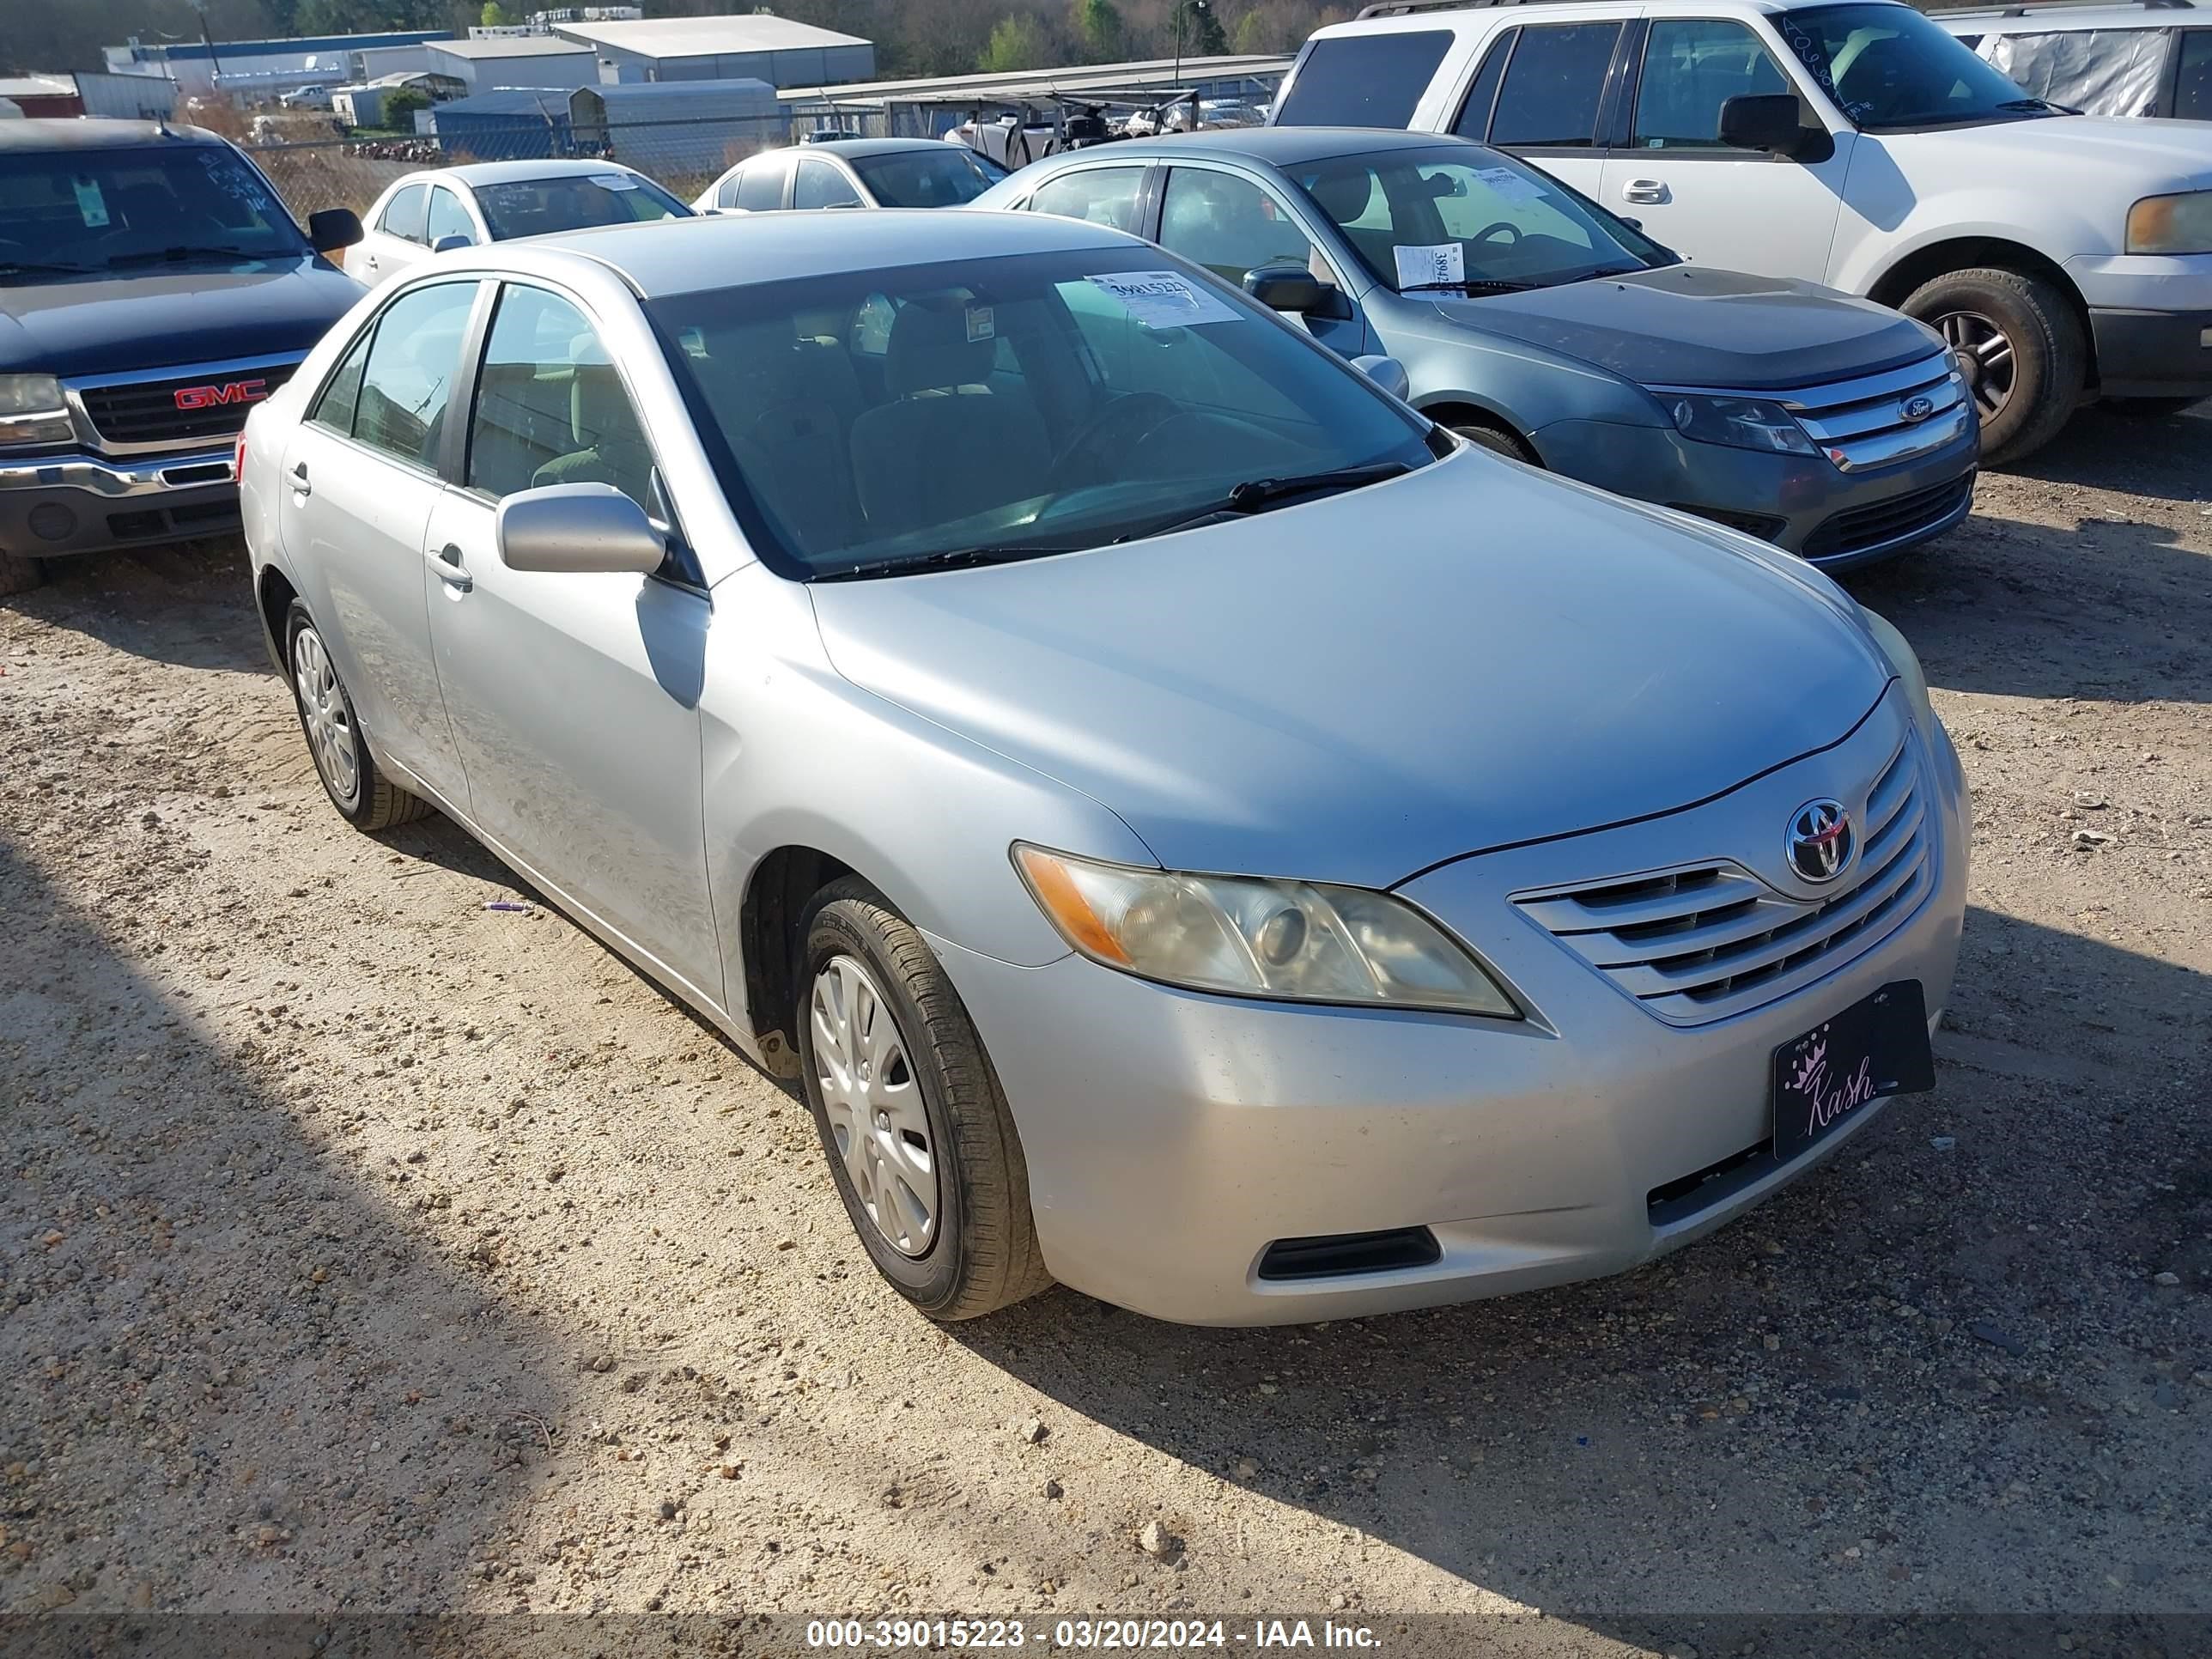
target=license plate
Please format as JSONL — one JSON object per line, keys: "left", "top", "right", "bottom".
{"left": 1771, "top": 980, "right": 1935, "bottom": 1165}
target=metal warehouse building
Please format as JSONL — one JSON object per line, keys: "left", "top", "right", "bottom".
{"left": 549, "top": 14, "right": 875, "bottom": 88}
{"left": 102, "top": 29, "right": 452, "bottom": 100}
{"left": 431, "top": 78, "right": 781, "bottom": 172}
{"left": 424, "top": 36, "right": 599, "bottom": 94}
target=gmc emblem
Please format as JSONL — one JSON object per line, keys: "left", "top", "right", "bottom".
{"left": 173, "top": 380, "right": 269, "bottom": 410}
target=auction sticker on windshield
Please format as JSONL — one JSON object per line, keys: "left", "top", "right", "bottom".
{"left": 1476, "top": 167, "right": 1547, "bottom": 205}
{"left": 1086, "top": 270, "right": 1239, "bottom": 329}
{"left": 591, "top": 173, "right": 640, "bottom": 191}
{"left": 1394, "top": 241, "right": 1465, "bottom": 289}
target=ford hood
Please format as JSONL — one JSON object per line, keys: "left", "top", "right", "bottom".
{"left": 1425, "top": 264, "right": 1940, "bottom": 391}
{"left": 0, "top": 256, "right": 363, "bottom": 379}
{"left": 807, "top": 453, "right": 1893, "bottom": 890}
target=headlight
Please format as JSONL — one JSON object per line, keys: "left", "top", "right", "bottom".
{"left": 1012, "top": 844, "right": 1519, "bottom": 1018}
{"left": 0, "top": 374, "right": 73, "bottom": 447}
{"left": 1857, "top": 605, "right": 1935, "bottom": 732}
{"left": 1666, "top": 392, "right": 1816, "bottom": 456}
{"left": 2125, "top": 190, "right": 2212, "bottom": 255}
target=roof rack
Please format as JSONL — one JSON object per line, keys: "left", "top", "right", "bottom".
{"left": 1353, "top": 0, "right": 1550, "bottom": 19}
{"left": 1926, "top": 0, "right": 2191, "bottom": 13}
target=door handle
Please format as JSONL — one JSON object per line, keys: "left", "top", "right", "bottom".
{"left": 289, "top": 462, "right": 312, "bottom": 497}
{"left": 434, "top": 543, "right": 472, "bottom": 593}
{"left": 1622, "top": 179, "right": 1668, "bottom": 204}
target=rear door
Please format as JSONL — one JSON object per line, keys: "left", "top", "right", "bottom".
{"left": 277, "top": 278, "right": 482, "bottom": 808}
{"left": 1452, "top": 19, "right": 1631, "bottom": 199}
{"left": 352, "top": 180, "right": 429, "bottom": 285}
{"left": 421, "top": 279, "right": 724, "bottom": 1008}
{"left": 1597, "top": 14, "right": 1851, "bottom": 277}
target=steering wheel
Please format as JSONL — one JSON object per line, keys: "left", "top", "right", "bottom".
{"left": 1468, "top": 221, "right": 1523, "bottom": 246}
{"left": 1046, "top": 392, "right": 1181, "bottom": 491}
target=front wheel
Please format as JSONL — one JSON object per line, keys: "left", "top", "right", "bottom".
{"left": 797, "top": 878, "right": 1051, "bottom": 1321}
{"left": 1900, "top": 266, "right": 2085, "bottom": 466}
{"left": 1450, "top": 421, "right": 1540, "bottom": 464}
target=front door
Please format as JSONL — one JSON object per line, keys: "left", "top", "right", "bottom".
{"left": 276, "top": 278, "right": 478, "bottom": 807}
{"left": 422, "top": 280, "right": 725, "bottom": 1009}
{"left": 1154, "top": 163, "right": 1371, "bottom": 358}
{"left": 1598, "top": 15, "right": 1852, "bottom": 282}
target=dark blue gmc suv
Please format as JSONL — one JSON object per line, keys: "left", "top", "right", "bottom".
{"left": 0, "top": 119, "right": 365, "bottom": 594}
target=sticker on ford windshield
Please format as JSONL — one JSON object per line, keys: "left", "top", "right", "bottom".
{"left": 1085, "top": 270, "right": 1239, "bottom": 329}
{"left": 1394, "top": 241, "right": 1464, "bottom": 289}
{"left": 72, "top": 177, "right": 112, "bottom": 228}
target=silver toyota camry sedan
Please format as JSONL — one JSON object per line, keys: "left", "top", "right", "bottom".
{"left": 239, "top": 210, "right": 1967, "bottom": 1326}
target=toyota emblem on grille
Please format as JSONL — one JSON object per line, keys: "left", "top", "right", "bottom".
{"left": 1786, "top": 799, "right": 1855, "bottom": 884}
{"left": 1897, "top": 394, "right": 1936, "bottom": 423}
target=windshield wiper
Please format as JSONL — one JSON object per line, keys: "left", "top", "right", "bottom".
{"left": 812, "top": 544, "right": 1075, "bottom": 582}
{"left": 1114, "top": 461, "right": 1416, "bottom": 544}
{"left": 1995, "top": 97, "right": 2078, "bottom": 115}
{"left": 1399, "top": 278, "right": 1534, "bottom": 295}
{"left": 101, "top": 246, "right": 276, "bottom": 268}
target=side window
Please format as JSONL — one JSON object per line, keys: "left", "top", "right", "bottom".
{"left": 2175, "top": 29, "right": 2212, "bottom": 119}
{"left": 735, "top": 156, "right": 786, "bottom": 211}
{"left": 352, "top": 281, "right": 478, "bottom": 467}
{"left": 310, "top": 328, "right": 373, "bottom": 436}
{"left": 1158, "top": 168, "right": 1321, "bottom": 287}
{"left": 424, "top": 185, "right": 475, "bottom": 246}
{"left": 793, "top": 158, "right": 863, "bottom": 210}
{"left": 379, "top": 182, "right": 428, "bottom": 244}
{"left": 1488, "top": 21, "right": 1624, "bottom": 148}
{"left": 1273, "top": 31, "right": 1456, "bottom": 127}
{"left": 714, "top": 167, "right": 746, "bottom": 210}
{"left": 1027, "top": 166, "right": 1146, "bottom": 233}
{"left": 1632, "top": 20, "right": 1794, "bottom": 149}
{"left": 466, "top": 284, "right": 656, "bottom": 512}
{"left": 1452, "top": 30, "right": 1516, "bottom": 139}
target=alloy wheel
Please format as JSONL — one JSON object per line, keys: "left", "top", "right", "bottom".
{"left": 1937, "top": 310, "right": 2016, "bottom": 420}
{"left": 292, "top": 627, "right": 359, "bottom": 802}
{"left": 811, "top": 954, "right": 938, "bottom": 1256}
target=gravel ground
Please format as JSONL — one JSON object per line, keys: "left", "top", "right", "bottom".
{"left": 1, "top": 404, "right": 2208, "bottom": 1650}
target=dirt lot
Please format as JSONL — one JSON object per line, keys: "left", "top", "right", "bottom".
{"left": 2, "top": 405, "right": 2208, "bottom": 1650}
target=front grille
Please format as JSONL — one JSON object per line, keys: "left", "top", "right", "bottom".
{"left": 77, "top": 362, "right": 299, "bottom": 449}
{"left": 1512, "top": 734, "right": 1931, "bottom": 1025}
{"left": 1802, "top": 473, "right": 1975, "bottom": 562}
{"left": 1779, "top": 352, "right": 1972, "bottom": 472}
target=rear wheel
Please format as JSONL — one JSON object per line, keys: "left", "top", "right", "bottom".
{"left": 1900, "top": 266, "right": 2084, "bottom": 466}
{"left": 0, "top": 550, "right": 45, "bottom": 598}
{"left": 1450, "top": 421, "right": 1540, "bottom": 465}
{"left": 284, "top": 600, "right": 433, "bottom": 832}
{"left": 797, "top": 878, "right": 1051, "bottom": 1321}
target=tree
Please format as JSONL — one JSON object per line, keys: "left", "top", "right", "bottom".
{"left": 380, "top": 86, "right": 429, "bottom": 129}
{"left": 480, "top": 0, "right": 511, "bottom": 24}
{"left": 1068, "top": 0, "right": 1121, "bottom": 63}
{"left": 1174, "top": 0, "right": 1227, "bottom": 58}
{"left": 978, "top": 13, "right": 1048, "bottom": 72}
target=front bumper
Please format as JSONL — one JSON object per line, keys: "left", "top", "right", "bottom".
{"left": 933, "top": 691, "right": 1969, "bottom": 1326}
{"left": 0, "top": 447, "right": 241, "bottom": 559}
{"left": 1530, "top": 414, "right": 1978, "bottom": 571}
{"left": 2066, "top": 252, "right": 2212, "bottom": 398}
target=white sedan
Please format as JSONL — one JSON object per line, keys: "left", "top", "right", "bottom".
{"left": 691, "top": 138, "right": 1006, "bottom": 216}
{"left": 349, "top": 159, "right": 689, "bottom": 285}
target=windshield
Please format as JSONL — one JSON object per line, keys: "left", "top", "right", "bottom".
{"left": 850, "top": 147, "right": 1003, "bottom": 208}
{"left": 1779, "top": 4, "right": 2054, "bottom": 129}
{"left": 647, "top": 248, "right": 1437, "bottom": 579}
{"left": 1291, "top": 148, "right": 1668, "bottom": 295}
{"left": 472, "top": 172, "right": 690, "bottom": 240}
{"left": 0, "top": 143, "right": 307, "bottom": 277}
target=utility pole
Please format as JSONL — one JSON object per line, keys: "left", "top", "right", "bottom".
{"left": 190, "top": 0, "right": 228, "bottom": 98}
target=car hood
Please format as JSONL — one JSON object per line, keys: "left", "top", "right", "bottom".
{"left": 1891, "top": 113, "right": 2212, "bottom": 193}
{"left": 1419, "top": 264, "right": 1938, "bottom": 392}
{"left": 0, "top": 257, "right": 363, "bottom": 378}
{"left": 807, "top": 454, "right": 1892, "bottom": 890}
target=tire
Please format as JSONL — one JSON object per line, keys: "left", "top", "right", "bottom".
{"left": 1450, "top": 421, "right": 1540, "bottom": 464}
{"left": 0, "top": 551, "right": 45, "bottom": 599}
{"left": 1900, "top": 266, "right": 2085, "bottom": 466}
{"left": 283, "top": 600, "right": 434, "bottom": 832}
{"left": 796, "top": 878, "right": 1051, "bottom": 1321}
{"left": 2103, "top": 396, "right": 2202, "bottom": 418}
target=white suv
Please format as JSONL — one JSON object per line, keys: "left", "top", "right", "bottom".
{"left": 1271, "top": 0, "right": 2212, "bottom": 459}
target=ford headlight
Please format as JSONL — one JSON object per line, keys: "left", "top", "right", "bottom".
{"left": 1858, "top": 605, "right": 1935, "bottom": 732}
{"left": 0, "top": 374, "right": 72, "bottom": 447}
{"left": 1013, "top": 844, "right": 1519, "bottom": 1018}
{"left": 2126, "top": 191, "right": 2212, "bottom": 255}
{"left": 1666, "top": 392, "right": 1816, "bottom": 456}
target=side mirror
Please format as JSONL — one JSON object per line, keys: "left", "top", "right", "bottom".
{"left": 431, "top": 233, "right": 473, "bottom": 253}
{"left": 1351, "top": 355, "right": 1410, "bottom": 401}
{"left": 495, "top": 483, "right": 665, "bottom": 575}
{"left": 1718, "top": 93, "right": 1809, "bottom": 157}
{"left": 1243, "top": 264, "right": 1328, "bottom": 313}
{"left": 307, "top": 207, "right": 363, "bottom": 255}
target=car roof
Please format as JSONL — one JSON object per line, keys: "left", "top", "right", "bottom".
{"left": 1048, "top": 126, "right": 1494, "bottom": 169}
{"left": 0, "top": 118, "right": 226, "bottom": 153}
{"left": 787, "top": 137, "right": 969, "bottom": 161}
{"left": 1933, "top": 3, "right": 2189, "bottom": 33}
{"left": 1311, "top": 0, "right": 1904, "bottom": 32}
{"left": 386, "top": 159, "right": 658, "bottom": 191}
{"left": 457, "top": 207, "right": 1135, "bottom": 296}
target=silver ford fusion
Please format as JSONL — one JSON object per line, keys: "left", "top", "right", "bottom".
{"left": 239, "top": 210, "right": 1967, "bottom": 1327}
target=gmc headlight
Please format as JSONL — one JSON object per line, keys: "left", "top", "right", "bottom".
{"left": 1013, "top": 844, "right": 1519, "bottom": 1018}
{"left": 1666, "top": 392, "right": 1816, "bottom": 456}
{"left": 0, "top": 374, "right": 73, "bottom": 447}
{"left": 1858, "top": 605, "right": 1935, "bottom": 732}
{"left": 2126, "top": 191, "right": 2212, "bottom": 255}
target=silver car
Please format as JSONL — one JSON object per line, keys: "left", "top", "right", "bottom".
{"left": 240, "top": 210, "right": 1967, "bottom": 1326}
